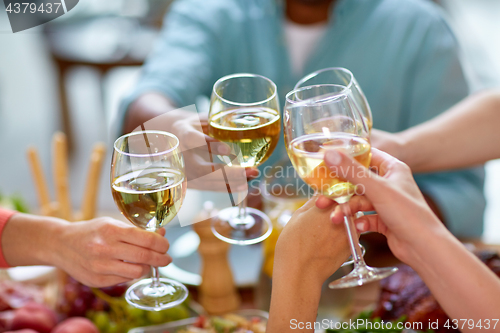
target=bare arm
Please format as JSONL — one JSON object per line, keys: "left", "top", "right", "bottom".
{"left": 407, "top": 225, "right": 500, "bottom": 326}
{"left": 267, "top": 199, "right": 350, "bottom": 333}
{"left": 2, "top": 213, "right": 171, "bottom": 287}
{"left": 123, "top": 92, "right": 187, "bottom": 134}
{"left": 372, "top": 90, "right": 500, "bottom": 172}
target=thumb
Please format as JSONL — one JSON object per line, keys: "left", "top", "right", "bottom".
{"left": 324, "top": 149, "right": 381, "bottom": 197}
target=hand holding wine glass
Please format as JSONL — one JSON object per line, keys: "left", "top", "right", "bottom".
{"left": 208, "top": 73, "right": 281, "bottom": 245}
{"left": 317, "top": 148, "right": 445, "bottom": 264}
{"left": 126, "top": 96, "right": 250, "bottom": 193}
{"left": 0, "top": 213, "right": 172, "bottom": 288}
{"left": 284, "top": 84, "right": 397, "bottom": 288}
{"left": 56, "top": 218, "right": 172, "bottom": 287}
{"left": 269, "top": 147, "right": 500, "bottom": 333}
{"left": 111, "top": 131, "right": 188, "bottom": 310}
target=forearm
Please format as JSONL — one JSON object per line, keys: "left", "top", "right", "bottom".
{"left": 2, "top": 213, "right": 68, "bottom": 267}
{"left": 405, "top": 224, "right": 500, "bottom": 326}
{"left": 268, "top": 264, "right": 323, "bottom": 333}
{"left": 123, "top": 92, "right": 183, "bottom": 133}
{"left": 267, "top": 232, "right": 349, "bottom": 333}
{"left": 399, "top": 90, "right": 500, "bottom": 172}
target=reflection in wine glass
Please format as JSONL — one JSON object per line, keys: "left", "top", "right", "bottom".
{"left": 208, "top": 73, "right": 281, "bottom": 245}
{"left": 111, "top": 130, "right": 188, "bottom": 310}
{"left": 295, "top": 67, "right": 373, "bottom": 130}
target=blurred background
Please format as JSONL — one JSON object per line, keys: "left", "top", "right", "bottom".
{"left": 0, "top": 0, "right": 499, "bottom": 242}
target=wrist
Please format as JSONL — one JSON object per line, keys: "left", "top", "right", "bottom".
{"left": 393, "top": 130, "right": 411, "bottom": 165}
{"left": 1, "top": 214, "right": 69, "bottom": 267}
{"left": 36, "top": 217, "right": 69, "bottom": 267}
{"left": 271, "top": 256, "right": 323, "bottom": 319}
{"left": 397, "top": 128, "right": 428, "bottom": 171}
{"left": 273, "top": 244, "right": 331, "bottom": 290}
{"left": 275, "top": 261, "right": 324, "bottom": 291}
{"left": 124, "top": 92, "right": 176, "bottom": 133}
{"left": 398, "top": 220, "right": 451, "bottom": 268}
{"left": 274, "top": 231, "right": 350, "bottom": 286}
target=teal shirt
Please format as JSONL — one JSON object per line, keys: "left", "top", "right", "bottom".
{"left": 120, "top": 0, "right": 485, "bottom": 237}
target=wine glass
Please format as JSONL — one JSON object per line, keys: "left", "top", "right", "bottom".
{"left": 295, "top": 67, "right": 373, "bottom": 131}
{"left": 111, "top": 130, "right": 188, "bottom": 310}
{"left": 284, "top": 84, "right": 397, "bottom": 288}
{"left": 208, "top": 73, "right": 280, "bottom": 245}
{"left": 297, "top": 69, "right": 371, "bottom": 265}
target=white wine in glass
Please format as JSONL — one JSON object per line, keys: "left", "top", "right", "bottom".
{"left": 112, "top": 167, "right": 185, "bottom": 231}
{"left": 208, "top": 73, "right": 280, "bottom": 245}
{"left": 111, "top": 131, "right": 188, "bottom": 310}
{"left": 208, "top": 107, "right": 280, "bottom": 168}
{"left": 289, "top": 133, "right": 371, "bottom": 199}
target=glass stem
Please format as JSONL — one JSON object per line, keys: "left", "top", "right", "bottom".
{"left": 236, "top": 190, "right": 248, "bottom": 221}
{"left": 339, "top": 202, "right": 366, "bottom": 267}
{"left": 151, "top": 266, "right": 160, "bottom": 289}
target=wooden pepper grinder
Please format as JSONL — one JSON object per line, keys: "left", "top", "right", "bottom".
{"left": 192, "top": 202, "right": 240, "bottom": 314}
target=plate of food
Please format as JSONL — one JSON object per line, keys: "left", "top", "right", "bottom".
{"left": 128, "top": 309, "right": 268, "bottom": 333}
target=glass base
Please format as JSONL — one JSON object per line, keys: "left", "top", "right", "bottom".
{"left": 211, "top": 207, "right": 272, "bottom": 245}
{"left": 125, "top": 278, "right": 188, "bottom": 311}
{"left": 340, "top": 244, "right": 366, "bottom": 267}
{"left": 328, "top": 265, "right": 398, "bottom": 289}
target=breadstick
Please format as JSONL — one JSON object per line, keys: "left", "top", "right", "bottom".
{"left": 80, "top": 143, "right": 106, "bottom": 220}
{"left": 26, "top": 147, "right": 51, "bottom": 214}
{"left": 52, "top": 132, "right": 72, "bottom": 221}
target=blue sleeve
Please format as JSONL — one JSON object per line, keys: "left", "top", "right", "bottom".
{"left": 404, "top": 13, "right": 485, "bottom": 238}
{"left": 133, "top": 0, "right": 219, "bottom": 107}
{"left": 112, "top": 0, "right": 221, "bottom": 137}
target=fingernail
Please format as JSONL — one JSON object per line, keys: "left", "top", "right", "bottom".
{"left": 326, "top": 150, "right": 342, "bottom": 165}
{"left": 330, "top": 206, "right": 341, "bottom": 220}
{"left": 356, "top": 222, "right": 366, "bottom": 232}
{"left": 246, "top": 168, "right": 258, "bottom": 177}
